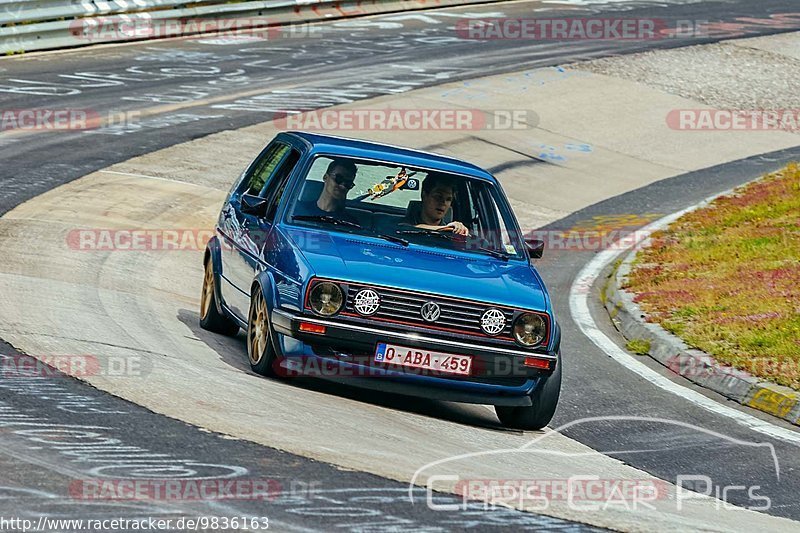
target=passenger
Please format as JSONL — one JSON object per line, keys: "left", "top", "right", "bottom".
{"left": 295, "top": 159, "right": 360, "bottom": 224}
{"left": 403, "top": 173, "right": 469, "bottom": 236}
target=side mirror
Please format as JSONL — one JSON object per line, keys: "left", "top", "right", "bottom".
{"left": 241, "top": 194, "right": 270, "bottom": 217}
{"left": 525, "top": 238, "right": 545, "bottom": 259}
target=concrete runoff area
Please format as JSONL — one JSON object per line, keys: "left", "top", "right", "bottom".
{"left": 2, "top": 32, "right": 800, "bottom": 530}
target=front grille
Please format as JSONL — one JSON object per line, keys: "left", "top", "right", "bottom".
{"left": 345, "top": 284, "right": 515, "bottom": 338}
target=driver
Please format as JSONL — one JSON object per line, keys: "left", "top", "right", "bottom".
{"left": 403, "top": 173, "right": 469, "bottom": 236}
{"left": 295, "top": 158, "right": 360, "bottom": 224}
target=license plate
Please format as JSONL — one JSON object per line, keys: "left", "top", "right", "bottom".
{"left": 374, "top": 343, "right": 472, "bottom": 376}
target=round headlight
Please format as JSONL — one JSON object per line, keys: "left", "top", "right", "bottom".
{"left": 513, "top": 313, "right": 547, "bottom": 347}
{"left": 308, "top": 282, "right": 344, "bottom": 316}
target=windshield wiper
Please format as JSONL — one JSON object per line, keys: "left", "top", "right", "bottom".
{"left": 395, "top": 229, "right": 456, "bottom": 240}
{"left": 293, "top": 215, "right": 407, "bottom": 246}
{"left": 377, "top": 234, "right": 409, "bottom": 246}
{"left": 473, "top": 247, "right": 510, "bottom": 261}
{"left": 394, "top": 229, "right": 509, "bottom": 260}
{"left": 292, "top": 215, "right": 362, "bottom": 229}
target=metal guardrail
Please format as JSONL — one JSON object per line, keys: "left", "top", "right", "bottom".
{"left": 0, "top": 0, "right": 193, "bottom": 26}
{"left": 0, "top": 0, "right": 497, "bottom": 54}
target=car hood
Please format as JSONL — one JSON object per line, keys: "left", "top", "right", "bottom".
{"left": 285, "top": 228, "right": 548, "bottom": 311}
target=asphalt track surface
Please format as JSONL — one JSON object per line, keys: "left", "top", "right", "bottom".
{"left": 4, "top": 0, "right": 800, "bottom": 215}
{"left": 3, "top": 0, "right": 800, "bottom": 530}
{"left": 0, "top": 340, "right": 604, "bottom": 532}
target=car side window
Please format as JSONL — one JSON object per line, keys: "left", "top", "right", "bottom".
{"left": 467, "top": 181, "right": 487, "bottom": 237}
{"left": 263, "top": 149, "right": 301, "bottom": 221}
{"left": 244, "top": 143, "right": 291, "bottom": 197}
{"left": 453, "top": 179, "right": 471, "bottom": 226}
{"left": 470, "top": 181, "right": 519, "bottom": 255}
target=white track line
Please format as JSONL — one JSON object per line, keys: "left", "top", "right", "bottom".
{"left": 568, "top": 191, "right": 800, "bottom": 447}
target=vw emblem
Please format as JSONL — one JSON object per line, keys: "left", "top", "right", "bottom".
{"left": 354, "top": 289, "right": 380, "bottom": 316}
{"left": 420, "top": 302, "right": 441, "bottom": 322}
{"left": 480, "top": 308, "right": 506, "bottom": 336}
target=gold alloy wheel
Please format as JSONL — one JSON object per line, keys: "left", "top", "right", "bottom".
{"left": 200, "top": 261, "right": 214, "bottom": 319}
{"left": 248, "top": 291, "right": 269, "bottom": 366}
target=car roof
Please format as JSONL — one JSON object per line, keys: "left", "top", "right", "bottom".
{"left": 282, "top": 131, "right": 496, "bottom": 181}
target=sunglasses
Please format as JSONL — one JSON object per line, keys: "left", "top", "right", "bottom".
{"left": 331, "top": 173, "right": 356, "bottom": 189}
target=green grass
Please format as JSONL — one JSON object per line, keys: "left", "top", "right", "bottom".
{"left": 625, "top": 163, "right": 800, "bottom": 389}
{"left": 626, "top": 339, "right": 651, "bottom": 355}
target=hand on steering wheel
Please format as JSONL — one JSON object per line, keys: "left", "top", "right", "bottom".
{"left": 439, "top": 221, "right": 469, "bottom": 236}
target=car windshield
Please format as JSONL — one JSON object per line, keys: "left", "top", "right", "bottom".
{"left": 285, "top": 155, "right": 525, "bottom": 260}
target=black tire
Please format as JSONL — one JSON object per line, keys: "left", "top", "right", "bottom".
{"left": 247, "top": 286, "right": 278, "bottom": 377}
{"left": 199, "top": 259, "right": 240, "bottom": 336}
{"left": 496, "top": 355, "right": 562, "bottom": 430}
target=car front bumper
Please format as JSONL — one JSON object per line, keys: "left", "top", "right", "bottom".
{"left": 270, "top": 309, "right": 559, "bottom": 406}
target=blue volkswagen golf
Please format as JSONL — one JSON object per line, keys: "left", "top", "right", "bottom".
{"left": 200, "top": 131, "right": 561, "bottom": 430}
